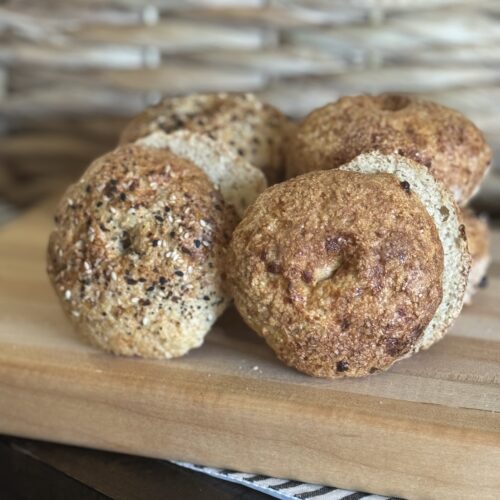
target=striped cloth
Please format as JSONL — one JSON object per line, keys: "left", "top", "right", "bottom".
{"left": 174, "top": 462, "right": 402, "bottom": 500}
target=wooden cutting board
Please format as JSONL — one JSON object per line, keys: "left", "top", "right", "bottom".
{"left": 0, "top": 201, "right": 499, "bottom": 500}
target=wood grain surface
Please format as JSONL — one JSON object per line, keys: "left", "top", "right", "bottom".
{"left": 0, "top": 201, "right": 499, "bottom": 500}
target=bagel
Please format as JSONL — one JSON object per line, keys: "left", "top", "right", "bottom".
{"left": 227, "top": 152, "right": 470, "bottom": 378}
{"left": 47, "top": 144, "right": 237, "bottom": 358}
{"left": 286, "top": 94, "right": 491, "bottom": 205}
{"left": 136, "top": 130, "right": 267, "bottom": 218}
{"left": 462, "top": 208, "right": 491, "bottom": 305}
{"left": 120, "top": 93, "right": 293, "bottom": 184}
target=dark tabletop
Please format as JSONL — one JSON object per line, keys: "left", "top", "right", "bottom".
{"left": 0, "top": 435, "right": 269, "bottom": 500}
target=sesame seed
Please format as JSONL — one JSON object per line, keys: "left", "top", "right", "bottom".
{"left": 200, "top": 220, "right": 207, "bottom": 227}
{"left": 131, "top": 297, "right": 139, "bottom": 304}
{"left": 150, "top": 182, "right": 158, "bottom": 189}
{"left": 111, "top": 272, "right": 117, "bottom": 281}
{"left": 64, "top": 290, "right": 72, "bottom": 300}
{"left": 174, "top": 271, "right": 184, "bottom": 277}
{"left": 67, "top": 199, "right": 74, "bottom": 207}
{"left": 142, "top": 317, "right": 149, "bottom": 326}
{"left": 72, "top": 311, "right": 80, "bottom": 318}
{"left": 84, "top": 261, "right": 91, "bottom": 271}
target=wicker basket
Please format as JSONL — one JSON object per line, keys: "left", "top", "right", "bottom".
{"left": 1, "top": 0, "right": 499, "bottom": 210}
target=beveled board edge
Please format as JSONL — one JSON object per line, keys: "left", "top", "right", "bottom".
{"left": 0, "top": 341, "right": 499, "bottom": 500}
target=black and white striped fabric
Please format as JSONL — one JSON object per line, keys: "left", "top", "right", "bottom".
{"left": 174, "top": 462, "right": 401, "bottom": 500}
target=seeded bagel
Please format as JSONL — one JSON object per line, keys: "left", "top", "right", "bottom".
{"left": 120, "top": 93, "right": 293, "bottom": 184}
{"left": 286, "top": 94, "right": 491, "bottom": 205}
{"left": 47, "top": 145, "right": 237, "bottom": 358}
{"left": 228, "top": 152, "right": 470, "bottom": 378}
{"left": 462, "top": 208, "right": 491, "bottom": 305}
{"left": 136, "top": 130, "right": 267, "bottom": 218}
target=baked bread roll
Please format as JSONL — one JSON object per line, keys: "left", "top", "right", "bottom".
{"left": 287, "top": 94, "right": 491, "bottom": 205}
{"left": 47, "top": 145, "right": 237, "bottom": 358}
{"left": 136, "top": 130, "right": 267, "bottom": 218}
{"left": 120, "top": 93, "right": 293, "bottom": 184}
{"left": 228, "top": 152, "right": 470, "bottom": 378}
{"left": 462, "top": 208, "right": 491, "bottom": 305}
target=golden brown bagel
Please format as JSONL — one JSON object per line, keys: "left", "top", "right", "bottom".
{"left": 120, "top": 93, "right": 293, "bottom": 184}
{"left": 228, "top": 152, "right": 470, "bottom": 378}
{"left": 286, "top": 94, "right": 491, "bottom": 205}
{"left": 47, "top": 145, "right": 237, "bottom": 358}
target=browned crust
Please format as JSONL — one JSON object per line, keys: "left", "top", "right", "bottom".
{"left": 227, "top": 169, "right": 444, "bottom": 378}
{"left": 286, "top": 94, "right": 491, "bottom": 205}
{"left": 47, "top": 144, "right": 238, "bottom": 358}
{"left": 462, "top": 208, "right": 491, "bottom": 304}
{"left": 462, "top": 208, "right": 490, "bottom": 263}
{"left": 120, "top": 93, "right": 294, "bottom": 184}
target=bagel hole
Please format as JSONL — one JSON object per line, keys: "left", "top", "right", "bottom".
{"left": 379, "top": 95, "right": 410, "bottom": 111}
